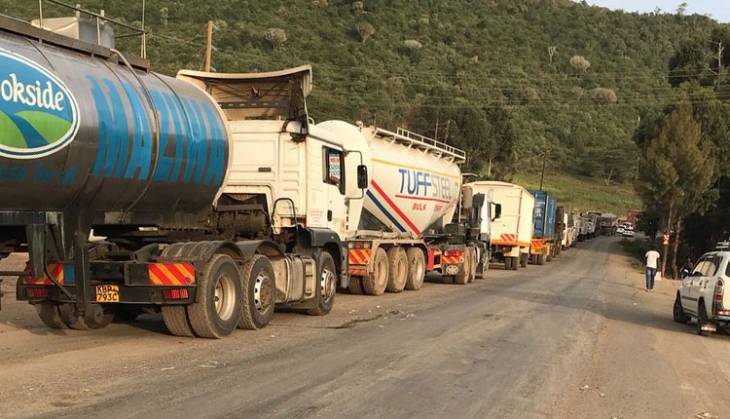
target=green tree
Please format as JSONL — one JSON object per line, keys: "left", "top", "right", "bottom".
{"left": 637, "top": 98, "right": 717, "bottom": 276}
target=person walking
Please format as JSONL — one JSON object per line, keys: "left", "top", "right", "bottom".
{"left": 644, "top": 248, "right": 661, "bottom": 291}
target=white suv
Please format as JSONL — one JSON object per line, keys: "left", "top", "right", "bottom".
{"left": 674, "top": 249, "right": 730, "bottom": 335}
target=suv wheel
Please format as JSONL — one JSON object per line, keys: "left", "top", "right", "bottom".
{"left": 696, "top": 301, "right": 710, "bottom": 336}
{"left": 673, "top": 293, "right": 689, "bottom": 324}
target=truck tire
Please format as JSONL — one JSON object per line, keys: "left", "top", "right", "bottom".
{"left": 405, "top": 247, "right": 426, "bottom": 290}
{"left": 454, "top": 251, "right": 470, "bottom": 285}
{"left": 467, "top": 248, "right": 478, "bottom": 283}
{"left": 510, "top": 256, "right": 519, "bottom": 271}
{"left": 504, "top": 256, "right": 513, "bottom": 270}
{"left": 113, "top": 305, "right": 144, "bottom": 322}
{"left": 546, "top": 247, "right": 553, "bottom": 262}
{"left": 307, "top": 252, "right": 337, "bottom": 316}
{"left": 348, "top": 277, "right": 364, "bottom": 294}
{"left": 386, "top": 247, "right": 408, "bottom": 293}
{"left": 537, "top": 253, "right": 546, "bottom": 266}
{"left": 520, "top": 253, "right": 528, "bottom": 268}
{"left": 162, "top": 306, "right": 195, "bottom": 337}
{"left": 36, "top": 303, "right": 66, "bottom": 329}
{"left": 58, "top": 303, "right": 114, "bottom": 330}
{"left": 238, "top": 255, "right": 275, "bottom": 330}
{"left": 187, "top": 254, "right": 243, "bottom": 338}
{"left": 363, "top": 248, "right": 389, "bottom": 296}
{"left": 673, "top": 293, "right": 689, "bottom": 324}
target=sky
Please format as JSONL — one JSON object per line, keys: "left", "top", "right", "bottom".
{"left": 583, "top": 0, "right": 730, "bottom": 22}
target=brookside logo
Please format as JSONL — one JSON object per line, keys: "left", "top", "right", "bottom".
{"left": 0, "top": 47, "right": 79, "bottom": 159}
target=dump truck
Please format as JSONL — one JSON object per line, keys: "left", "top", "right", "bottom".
{"left": 529, "top": 190, "right": 558, "bottom": 265}
{"left": 466, "top": 182, "right": 534, "bottom": 270}
{"left": 0, "top": 16, "right": 491, "bottom": 337}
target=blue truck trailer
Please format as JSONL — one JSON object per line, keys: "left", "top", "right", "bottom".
{"left": 528, "top": 190, "right": 558, "bottom": 265}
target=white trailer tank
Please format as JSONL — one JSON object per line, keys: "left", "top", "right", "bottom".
{"left": 316, "top": 123, "right": 464, "bottom": 239}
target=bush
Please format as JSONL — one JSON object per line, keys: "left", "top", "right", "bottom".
{"left": 263, "top": 28, "right": 287, "bottom": 48}
{"left": 591, "top": 87, "right": 618, "bottom": 104}
{"left": 357, "top": 22, "right": 375, "bottom": 43}
{"left": 570, "top": 55, "right": 591, "bottom": 73}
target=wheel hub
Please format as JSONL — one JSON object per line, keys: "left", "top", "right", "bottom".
{"left": 214, "top": 274, "right": 236, "bottom": 321}
{"left": 254, "top": 272, "right": 273, "bottom": 313}
{"left": 320, "top": 268, "right": 336, "bottom": 301}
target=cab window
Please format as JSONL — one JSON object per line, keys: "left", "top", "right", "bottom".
{"left": 323, "top": 147, "right": 344, "bottom": 194}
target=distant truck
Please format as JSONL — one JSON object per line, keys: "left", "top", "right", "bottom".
{"left": 579, "top": 213, "right": 599, "bottom": 240}
{"left": 594, "top": 212, "right": 618, "bottom": 236}
{"left": 529, "top": 191, "right": 558, "bottom": 265}
{"left": 558, "top": 206, "right": 576, "bottom": 250}
{"left": 467, "top": 182, "right": 534, "bottom": 270}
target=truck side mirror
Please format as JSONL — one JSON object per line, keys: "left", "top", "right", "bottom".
{"left": 492, "top": 203, "right": 502, "bottom": 221}
{"left": 357, "top": 165, "right": 368, "bottom": 189}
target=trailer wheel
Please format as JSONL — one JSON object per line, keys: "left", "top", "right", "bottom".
{"left": 348, "top": 277, "right": 364, "bottom": 294}
{"left": 504, "top": 256, "right": 513, "bottom": 270}
{"left": 510, "top": 256, "right": 520, "bottom": 271}
{"left": 58, "top": 303, "right": 114, "bottom": 330}
{"left": 162, "top": 306, "right": 195, "bottom": 337}
{"left": 238, "top": 255, "right": 275, "bottom": 330}
{"left": 520, "top": 253, "right": 528, "bottom": 268}
{"left": 113, "top": 305, "right": 144, "bottom": 322}
{"left": 454, "top": 251, "right": 470, "bottom": 285}
{"left": 187, "top": 254, "right": 242, "bottom": 338}
{"left": 307, "top": 252, "right": 337, "bottom": 316}
{"left": 405, "top": 248, "right": 426, "bottom": 290}
{"left": 386, "top": 247, "right": 408, "bottom": 293}
{"left": 363, "top": 248, "right": 389, "bottom": 296}
{"left": 467, "top": 248, "right": 478, "bottom": 283}
{"left": 36, "top": 303, "right": 66, "bottom": 329}
{"left": 537, "top": 253, "right": 546, "bottom": 266}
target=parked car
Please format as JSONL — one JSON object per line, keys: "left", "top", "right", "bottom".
{"left": 674, "top": 245, "right": 730, "bottom": 336}
{"left": 617, "top": 226, "right": 625, "bottom": 234}
{"left": 621, "top": 227, "right": 635, "bottom": 237}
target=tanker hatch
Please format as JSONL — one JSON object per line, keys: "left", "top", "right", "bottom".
{"left": 31, "top": 16, "right": 115, "bottom": 48}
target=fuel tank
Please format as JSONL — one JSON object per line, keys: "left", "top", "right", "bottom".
{"left": 0, "top": 20, "right": 228, "bottom": 227}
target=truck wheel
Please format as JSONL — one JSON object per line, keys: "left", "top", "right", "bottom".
{"left": 454, "top": 251, "right": 470, "bottom": 285}
{"left": 467, "top": 248, "right": 478, "bottom": 283}
{"left": 307, "top": 252, "right": 337, "bottom": 316}
{"left": 546, "top": 248, "right": 553, "bottom": 262}
{"left": 113, "top": 305, "right": 144, "bottom": 322}
{"left": 162, "top": 306, "right": 195, "bottom": 337}
{"left": 386, "top": 247, "right": 408, "bottom": 293}
{"left": 405, "top": 248, "right": 425, "bottom": 290}
{"left": 187, "top": 254, "right": 242, "bottom": 338}
{"left": 58, "top": 303, "right": 114, "bottom": 330}
{"left": 510, "top": 256, "right": 519, "bottom": 271}
{"left": 537, "top": 253, "right": 546, "bottom": 266}
{"left": 363, "top": 248, "right": 389, "bottom": 296}
{"left": 36, "top": 303, "right": 66, "bottom": 329}
{"left": 696, "top": 301, "right": 710, "bottom": 336}
{"left": 238, "top": 255, "right": 275, "bottom": 330}
{"left": 349, "top": 277, "right": 364, "bottom": 294}
{"left": 673, "top": 294, "right": 689, "bottom": 324}
{"left": 504, "top": 256, "right": 513, "bottom": 270}
{"left": 520, "top": 253, "right": 528, "bottom": 268}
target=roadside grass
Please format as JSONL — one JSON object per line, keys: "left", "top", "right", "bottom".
{"left": 513, "top": 172, "right": 640, "bottom": 215}
{"left": 620, "top": 237, "right": 653, "bottom": 272}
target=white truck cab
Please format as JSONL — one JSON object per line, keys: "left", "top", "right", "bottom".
{"left": 674, "top": 244, "right": 730, "bottom": 335}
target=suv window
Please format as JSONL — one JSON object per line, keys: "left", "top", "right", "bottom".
{"left": 323, "top": 147, "right": 344, "bottom": 194}
{"left": 694, "top": 255, "right": 721, "bottom": 277}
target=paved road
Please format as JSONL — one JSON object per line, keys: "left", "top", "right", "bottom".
{"left": 1, "top": 237, "right": 729, "bottom": 419}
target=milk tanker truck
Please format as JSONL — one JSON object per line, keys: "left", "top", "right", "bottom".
{"left": 0, "top": 16, "right": 489, "bottom": 338}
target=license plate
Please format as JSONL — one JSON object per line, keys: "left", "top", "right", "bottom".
{"left": 96, "top": 284, "right": 120, "bottom": 303}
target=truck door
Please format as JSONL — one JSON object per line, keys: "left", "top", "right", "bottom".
{"left": 322, "top": 146, "right": 348, "bottom": 235}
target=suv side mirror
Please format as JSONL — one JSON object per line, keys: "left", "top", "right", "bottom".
{"left": 492, "top": 203, "right": 502, "bottom": 221}
{"left": 357, "top": 165, "right": 368, "bottom": 189}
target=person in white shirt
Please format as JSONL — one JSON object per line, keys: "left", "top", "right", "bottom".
{"left": 644, "top": 248, "right": 661, "bottom": 291}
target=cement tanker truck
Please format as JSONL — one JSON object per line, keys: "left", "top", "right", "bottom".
{"left": 0, "top": 16, "right": 491, "bottom": 338}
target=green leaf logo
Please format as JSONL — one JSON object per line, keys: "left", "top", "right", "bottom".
{"left": 0, "top": 48, "right": 80, "bottom": 159}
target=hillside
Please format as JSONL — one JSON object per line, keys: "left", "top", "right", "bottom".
{"left": 1, "top": 0, "right": 726, "bottom": 211}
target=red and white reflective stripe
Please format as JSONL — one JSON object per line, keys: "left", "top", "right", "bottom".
{"left": 148, "top": 263, "right": 196, "bottom": 285}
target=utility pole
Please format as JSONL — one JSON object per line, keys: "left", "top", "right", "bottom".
{"left": 539, "top": 149, "right": 549, "bottom": 191}
{"left": 140, "top": 0, "right": 146, "bottom": 59}
{"left": 204, "top": 20, "right": 214, "bottom": 72}
{"left": 717, "top": 41, "right": 725, "bottom": 87}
